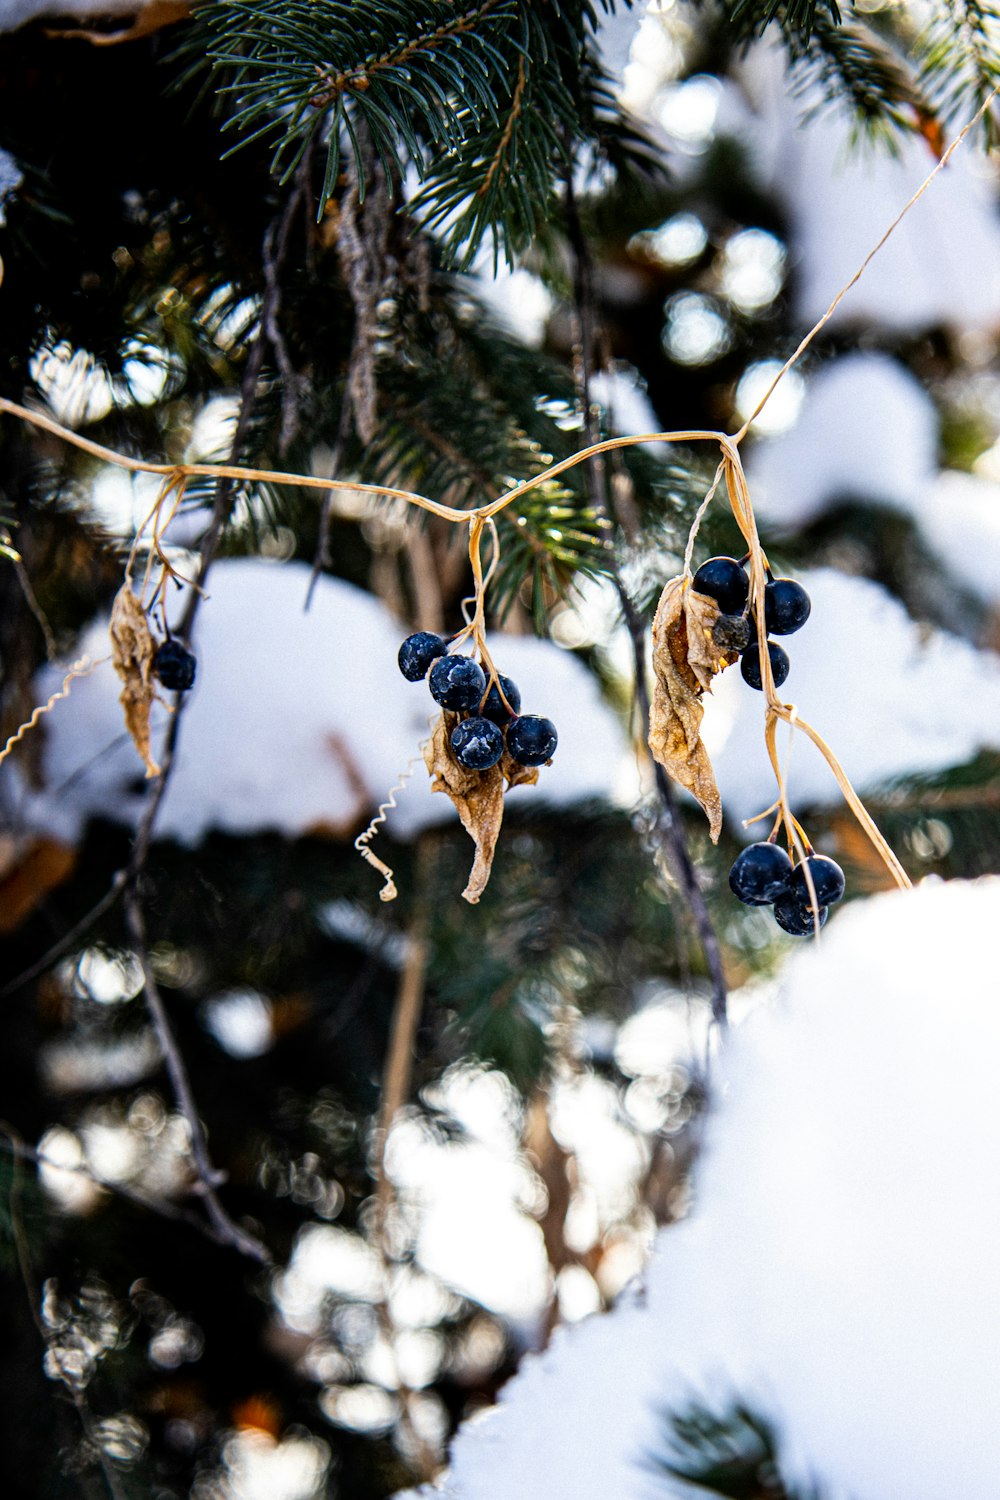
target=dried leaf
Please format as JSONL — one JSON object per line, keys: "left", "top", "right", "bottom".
{"left": 424, "top": 712, "right": 505, "bottom": 903}
{"left": 502, "top": 750, "right": 539, "bottom": 791}
{"left": 109, "top": 584, "right": 160, "bottom": 778}
{"left": 648, "top": 577, "right": 738, "bottom": 842}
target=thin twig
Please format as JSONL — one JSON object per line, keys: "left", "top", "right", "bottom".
{"left": 116, "top": 181, "right": 309, "bottom": 1267}
{"left": 0, "top": 1132, "right": 249, "bottom": 1247}
{"left": 0, "top": 873, "right": 127, "bottom": 1001}
{"left": 122, "top": 895, "right": 271, "bottom": 1265}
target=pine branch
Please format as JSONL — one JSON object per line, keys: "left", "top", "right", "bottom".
{"left": 781, "top": 9, "right": 926, "bottom": 142}
{"left": 183, "top": 0, "right": 655, "bottom": 267}
{"left": 917, "top": 0, "right": 1000, "bottom": 137}
{"left": 716, "top": 0, "right": 926, "bottom": 142}
{"left": 649, "top": 1400, "right": 824, "bottom": 1499}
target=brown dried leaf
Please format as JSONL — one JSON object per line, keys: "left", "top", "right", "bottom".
{"left": 424, "top": 712, "right": 505, "bottom": 903}
{"left": 502, "top": 749, "right": 540, "bottom": 791}
{"left": 109, "top": 584, "right": 160, "bottom": 778}
{"left": 648, "top": 577, "right": 738, "bottom": 842}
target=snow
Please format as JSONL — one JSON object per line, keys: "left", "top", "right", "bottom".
{"left": 744, "top": 360, "right": 1000, "bottom": 606}
{"left": 590, "top": 366, "right": 668, "bottom": 455}
{"left": 0, "top": 146, "right": 21, "bottom": 224}
{"left": 908, "top": 468, "right": 1000, "bottom": 606}
{"left": 0, "top": 0, "right": 166, "bottom": 30}
{"left": 736, "top": 44, "right": 1000, "bottom": 335}
{"left": 745, "top": 352, "right": 939, "bottom": 531}
{"left": 470, "top": 264, "right": 553, "bottom": 347}
{"left": 700, "top": 567, "right": 1000, "bottom": 828}
{"left": 6, "top": 559, "right": 628, "bottom": 849}
{"left": 412, "top": 876, "right": 1000, "bottom": 1500}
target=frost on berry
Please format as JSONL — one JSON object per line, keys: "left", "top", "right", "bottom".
{"left": 109, "top": 584, "right": 160, "bottom": 778}
{"left": 648, "top": 576, "right": 741, "bottom": 843}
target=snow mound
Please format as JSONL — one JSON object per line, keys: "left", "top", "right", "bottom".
{"left": 909, "top": 468, "right": 1000, "bottom": 606}
{"left": 738, "top": 43, "right": 1000, "bottom": 335}
{"left": 746, "top": 353, "right": 939, "bottom": 530}
{"left": 701, "top": 567, "right": 1000, "bottom": 827}
{"left": 417, "top": 877, "right": 1000, "bottom": 1500}
{"left": 6, "top": 559, "right": 626, "bottom": 847}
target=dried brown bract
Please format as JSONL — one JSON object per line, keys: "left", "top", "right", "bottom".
{"left": 648, "top": 576, "right": 739, "bottom": 842}
{"left": 109, "top": 584, "right": 161, "bottom": 778}
{"left": 424, "top": 712, "right": 507, "bottom": 904}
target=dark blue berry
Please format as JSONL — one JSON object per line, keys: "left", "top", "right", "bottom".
{"left": 450, "top": 716, "right": 504, "bottom": 770}
{"left": 481, "top": 674, "right": 521, "bottom": 725}
{"left": 506, "top": 715, "right": 558, "bottom": 767}
{"left": 740, "top": 640, "right": 790, "bottom": 691}
{"left": 773, "top": 893, "right": 828, "bottom": 936}
{"left": 429, "top": 654, "right": 487, "bottom": 710}
{"left": 398, "top": 632, "right": 448, "bottom": 682}
{"left": 153, "top": 640, "right": 196, "bottom": 692}
{"left": 692, "top": 557, "right": 749, "bottom": 615}
{"left": 790, "top": 855, "right": 845, "bottom": 907}
{"left": 765, "top": 578, "right": 812, "bottom": 636}
{"left": 729, "top": 842, "right": 793, "bottom": 906}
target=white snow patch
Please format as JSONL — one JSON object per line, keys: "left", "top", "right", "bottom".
{"left": 700, "top": 567, "right": 1000, "bottom": 827}
{"left": 737, "top": 44, "right": 1000, "bottom": 335}
{"left": 415, "top": 877, "right": 1000, "bottom": 1500}
{"left": 908, "top": 468, "right": 1000, "bottom": 605}
{"left": 471, "top": 263, "right": 553, "bottom": 347}
{"left": 746, "top": 353, "right": 939, "bottom": 530}
{"left": 6, "top": 559, "right": 626, "bottom": 848}
{"left": 590, "top": 366, "right": 667, "bottom": 455}
{"left": 0, "top": 146, "right": 22, "bottom": 222}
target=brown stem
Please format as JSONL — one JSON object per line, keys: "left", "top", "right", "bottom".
{"left": 0, "top": 1125, "right": 250, "bottom": 1249}
{"left": 122, "top": 894, "right": 270, "bottom": 1264}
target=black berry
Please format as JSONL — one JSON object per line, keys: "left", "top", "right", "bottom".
{"left": 398, "top": 632, "right": 448, "bottom": 681}
{"left": 450, "top": 716, "right": 504, "bottom": 770}
{"left": 773, "top": 892, "right": 828, "bottom": 936}
{"left": 506, "top": 715, "right": 558, "bottom": 766}
{"left": 481, "top": 674, "right": 521, "bottom": 725}
{"left": 153, "top": 640, "right": 197, "bottom": 692}
{"left": 740, "top": 640, "right": 790, "bottom": 691}
{"left": 790, "top": 854, "right": 845, "bottom": 907}
{"left": 429, "top": 654, "right": 487, "bottom": 710}
{"left": 692, "top": 557, "right": 749, "bottom": 615}
{"left": 729, "top": 842, "right": 793, "bottom": 906}
{"left": 764, "top": 578, "right": 812, "bottom": 636}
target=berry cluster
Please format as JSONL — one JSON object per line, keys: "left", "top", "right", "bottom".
{"left": 729, "top": 842, "right": 845, "bottom": 936}
{"left": 153, "top": 639, "right": 197, "bottom": 692}
{"left": 691, "top": 556, "right": 811, "bottom": 692}
{"left": 397, "top": 632, "right": 558, "bottom": 770}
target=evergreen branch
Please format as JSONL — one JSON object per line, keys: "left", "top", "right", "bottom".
{"left": 649, "top": 1400, "right": 824, "bottom": 1499}
{"left": 729, "top": 0, "right": 839, "bottom": 43}
{"left": 184, "top": 0, "right": 520, "bottom": 209}
{"left": 716, "top": 0, "right": 925, "bottom": 139}
{"left": 309, "top": 0, "right": 506, "bottom": 110}
{"left": 476, "top": 54, "right": 529, "bottom": 210}
{"left": 917, "top": 0, "right": 1000, "bottom": 136}
{"left": 186, "top": 0, "right": 654, "bottom": 266}
{"left": 782, "top": 10, "right": 925, "bottom": 138}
